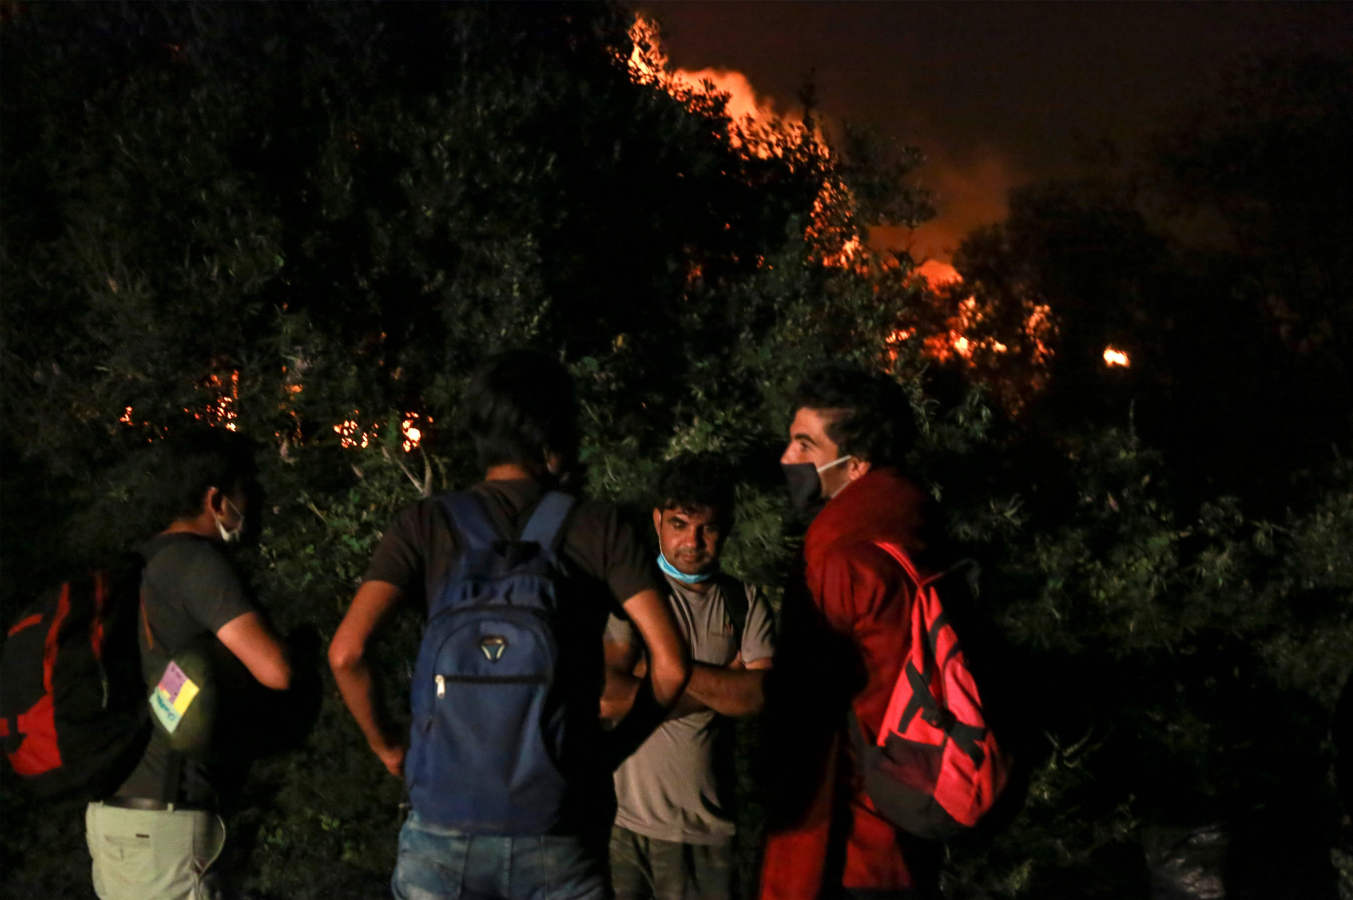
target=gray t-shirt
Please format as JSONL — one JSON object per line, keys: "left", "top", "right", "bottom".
{"left": 609, "top": 572, "right": 776, "bottom": 845}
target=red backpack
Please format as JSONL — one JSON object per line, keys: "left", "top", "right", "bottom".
{"left": 0, "top": 556, "right": 151, "bottom": 798}
{"left": 852, "top": 542, "right": 1010, "bottom": 839}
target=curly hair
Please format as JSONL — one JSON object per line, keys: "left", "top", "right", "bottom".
{"left": 654, "top": 452, "right": 736, "bottom": 527}
{"left": 790, "top": 365, "right": 916, "bottom": 467}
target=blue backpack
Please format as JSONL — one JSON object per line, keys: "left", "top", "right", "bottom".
{"left": 406, "top": 490, "right": 576, "bottom": 833}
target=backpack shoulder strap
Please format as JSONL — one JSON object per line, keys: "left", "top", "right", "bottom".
{"left": 519, "top": 491, "right": 575, "bottom": 552}
{"left": 872, "top": 540, "right": 931, "bottom": 587}
{"left": 718, "top": 575, "right": 751, "bottom": 645}
{"left": 439, "top": 492, "right": 502, "bottom": 552}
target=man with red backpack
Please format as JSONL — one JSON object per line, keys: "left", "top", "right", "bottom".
{"left": 84, "top": 430, "right": 293, "bottom": 900}
{"left": 760, "top": 366, "right": 1004, "bottom": 899}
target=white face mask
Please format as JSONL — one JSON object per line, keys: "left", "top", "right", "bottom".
{"left": 816, "top": 454, "right": 854, "bottom": 499}
{"left": 215, "top": 494, "right": 244, "bottom": 543}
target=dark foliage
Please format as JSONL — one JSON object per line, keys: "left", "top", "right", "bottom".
{"left": 2, "top": 4, "right": 1351, "bottom": 898}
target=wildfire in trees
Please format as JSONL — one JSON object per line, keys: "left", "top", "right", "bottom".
{"left": 627, "top": 15, "right": 1033, "bottom": 369}
{"left": 915, "top": 260, "right": 961, "bottom": 287}
{"left": 1103, "top": 346, "right": 1131, "bottom": 367}
{"left": 627, "top": 15, "right": 861, "bottom": 267}
{"left": 333, "top": 416, "right": 373, "bottom": 450}
{"left": 401, "top": 412, "right": 431, "bottom": 453}
{"left": 627, "top": 15, "right": 787, "bottom": 155}
{"left": 333, "top": 412, "right": 431, "bottom": 452}
{"left": 196, "top": 371, "right": 239, "bottom": 431}
{"left": 120, "top": 367, "right": 430, "bottom": 456}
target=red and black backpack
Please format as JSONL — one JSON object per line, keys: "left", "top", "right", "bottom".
{"left": 0, "top": 554, "right": 151, "bottom": 798}
{"left": 852, "top": 542, "right": 1010, "bottom": 839}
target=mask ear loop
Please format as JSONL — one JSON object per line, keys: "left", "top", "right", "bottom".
{"left": 815, "top": 454, "right": 853, "bottom": 474}
{"left": 214, "top": 492, "right": 244, "bottom": 542}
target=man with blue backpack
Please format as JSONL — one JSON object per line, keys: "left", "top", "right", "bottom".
{"left": 330, "top": 349, "right": 690, "bottom": 900}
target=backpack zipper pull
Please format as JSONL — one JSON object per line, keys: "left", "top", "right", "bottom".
{"left": 435, "top": 674, "right": 445, "bottom": 699}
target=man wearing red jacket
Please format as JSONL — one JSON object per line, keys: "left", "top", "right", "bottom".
{"left": 760, "top": 365, "right": 936, "bottom": 899}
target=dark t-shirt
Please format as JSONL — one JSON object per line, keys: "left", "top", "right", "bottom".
{"left": 363, "top": 478, "right": 663, "bottom": 833}
{"left": 363, "top": 479, "right": 658, "bottom": 611}
{"left": 116, "top": 532, "right": 255, "bottom": 806}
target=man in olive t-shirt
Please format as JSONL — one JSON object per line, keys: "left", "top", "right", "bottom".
{"left": 603, "top": 454, "right": 776, "bottom": 900}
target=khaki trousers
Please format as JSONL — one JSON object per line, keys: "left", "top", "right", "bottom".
{"left": 85, "top": 801, "right": 226, "bottom": 900}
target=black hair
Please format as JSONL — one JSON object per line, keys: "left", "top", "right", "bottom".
{"left": 790, "top": 365, "right": 916, "bottom": 467}
{"left": 654, "top": 452, "right": 736, "bottom": 527}
{"left": 465, "top": 349, "right": 578, "bottom": 472}
{"left": 159, "top": 427, "right": 258, "bottom": 522}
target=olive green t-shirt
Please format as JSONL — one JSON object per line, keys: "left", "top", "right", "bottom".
{"left": 609, "top": 573, "right": 776, "bottom": 845}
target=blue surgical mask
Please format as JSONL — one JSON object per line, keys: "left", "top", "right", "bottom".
{"left": 657, "top": 552, "right": 714, "bottom": 585}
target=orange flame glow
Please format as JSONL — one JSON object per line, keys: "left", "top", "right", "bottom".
{"left": 1103, "top": 346, "right": 1130, "bottom": 367}
{"left": 629, "top": 15, "right": 861, "bottom": 268}
{"left": 914, "top": 260, "right": 961, "bottom": 287}
{"left": 629, "top": 15, "right": 793, "bottom": 144}
{"left": 333, "top": 416, "right": 373, "bottom": 450}
{"left": 401, "top": 412, "right": 433, "bottom": 453}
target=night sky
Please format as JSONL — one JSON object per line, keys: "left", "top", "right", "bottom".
{"left": 640, "top": 2, "right": 1353, "bottom": 266}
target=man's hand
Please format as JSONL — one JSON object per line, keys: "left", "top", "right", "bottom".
{"left": 683, "top": 656, "right": 772, "bottom": 717}
{"left": 329, "top": 581, "right": 407, "bottom": 775}
{"left": 375, "top": 740, "right": 407, "bottom": 778}
{"left": 619, "top": 588, "right": 690, "bottom": 706}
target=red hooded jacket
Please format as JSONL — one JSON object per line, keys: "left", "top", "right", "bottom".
{"left": 760, "top": 467, "right": 930, "bottom": 898}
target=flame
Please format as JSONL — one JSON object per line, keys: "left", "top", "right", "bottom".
{"left": 333, "top": 416, "right": 373, "bottom": 450}
{"left": 626, "top": 16, "right": 1059, "bottom": 393}
{"left": 914, "top": 260, "right": 960, "bottom": 287}
{"left": 629, "top": 15, "right": 861, "bottom": 267}
{"left": 1103, "top": 346, "right": 1130, "bottom": 367}
{"left": 197, "top": 371, "right": 240, "bottom": 431}
{"left": 629, "top": 15, "right": 789, "bottom": 138}
{"left": 401, "top": 412, "right": 433, "bottom": 453}
{"left": 332, "top": 411, "right": 432, "bottom": 452}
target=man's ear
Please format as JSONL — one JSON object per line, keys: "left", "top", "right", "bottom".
{"left": 846, "top": 457, "right": 872, "bottom": 483}
{"left": 652, "top": 508, "right": 663, "bottom": 537}
{"left": 203, "top": 485, "right": 224, "bottom": 516}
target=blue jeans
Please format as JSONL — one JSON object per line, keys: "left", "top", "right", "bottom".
{"left": 391, "top": 811, "right": 610, "bottom": 900}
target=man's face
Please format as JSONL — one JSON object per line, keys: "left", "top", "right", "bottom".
{"left": 780, "top": 407, "right": 854, "bottom": 499}
{"left": 652, "top": 504, "right": 723, "bottom": 576}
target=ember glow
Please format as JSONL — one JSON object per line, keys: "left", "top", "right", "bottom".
{"left": 195, "top": 371, "right": 240, "bottom": 431}
{"left": 401, "top": 412, "right": 433, "bottom": 453}
{"left": 333, "top": 416, "right": 373, "bottom": 450}
{"left": 922, "top": 294, "right": 1012, "bottom": 364}
{"left": 1103, "top": 346, "right": 1130, "bottom": 367}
